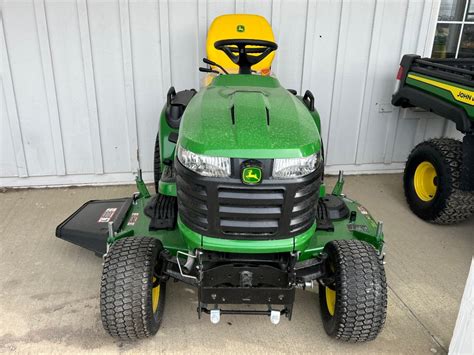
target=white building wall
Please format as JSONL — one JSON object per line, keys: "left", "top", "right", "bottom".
{"left": 0, "top": 0, "right": 453, "bottom": 187}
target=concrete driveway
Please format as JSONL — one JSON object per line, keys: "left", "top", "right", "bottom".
{"left": 0, "top": 174, "right": 472, "bottom": 354}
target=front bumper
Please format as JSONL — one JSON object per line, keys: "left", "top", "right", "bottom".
{"left": 162, "top": 249, "right": 327, "bottom": 319}
{"left": 178, "top": 215, "right": 316, "bottom": 253}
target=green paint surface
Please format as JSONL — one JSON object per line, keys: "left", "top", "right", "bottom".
{"left": 178, "top": 74, "right": 321, "bottom": 159}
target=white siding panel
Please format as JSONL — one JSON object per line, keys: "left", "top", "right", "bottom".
{"left": 196, "top": 0, "right": 208, "bottom": 86}
{"left": 2, "top": 1, "right": 56, "bottom": 176}
{"left": 0, "top": 0, "right": 444, "bottom": 187}
{"left": 87, "top": 0, "right": 130, "bottom": 173}
{"left": 168, "top": 0, "right": 199, "bottom": 90}
{"left": 392, "top": 117, "right": 420, "bottom": 163}
{"left": 118, "top": 0, "right": 140, "bottom": 173}
{"left": 44, "top": 0, "right": 94, "bottom": 174}
{"left": 1, "top": 9, "right": 28, "bottom": 177}
{"left": 357, "top": 0, "right": 408, "bottom": 164}
{"left": 129, "top": 0, "right": 164, "bottom": 172}
{"left": 0, "top": 87, "right": 18, "bottom": 177}
{"left": 34, "top": 0, "right": 66, "bottom": 176}
{"left": 76, "top": 0, "right": 104, "bottom": 174}
{"left": 326, "top": 0, "right": 376, "bottom": 166}
{"left": 271, "top": 0, "right": 308, "bottom": 90}
{"left": 391, "top": 0, "right": 427, "bottom": 163}
{"left": 425, "top": 116, "right": 447, "bottom": 140}
{"left": 306, "top": 0, "right": 342, "bottom": 152}
{"left": 242, "top": 0, "right": 272, "bottom": 22}
{"left": 444, "top": 120, "right": 464, "bottom": 140}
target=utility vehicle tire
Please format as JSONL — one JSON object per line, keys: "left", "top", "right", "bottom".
{"left": 404, "top": 138, "right": 474, "bottom": 224}
{"left": 153, "top": 133, "right": 161, "bottom": 193}
{"left": 319, "top": 240, "right": 387, "bottom": 342}
{"left": 100, "top": 237, "right": 166, "bottom": 340}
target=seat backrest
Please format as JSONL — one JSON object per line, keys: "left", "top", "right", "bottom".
{"left": 206, "top": 14, "right": 276, "bottom": 73}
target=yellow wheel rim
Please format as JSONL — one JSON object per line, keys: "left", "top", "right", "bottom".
{"left": 414, "top": 161, "right": 438, "bottom": 202}
{"left": 152, "top": 277, "right": 160, "bottom": 313}
{"left": 325, "top": 287, "right": 336, "bottom": 316}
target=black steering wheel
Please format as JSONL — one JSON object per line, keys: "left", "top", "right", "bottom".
{"left": 214, "top": 39, "right": 278, "bottom": 74}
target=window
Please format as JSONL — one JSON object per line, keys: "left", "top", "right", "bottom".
{"left": 432, "top": 0, "right": 474, "bottom": 58}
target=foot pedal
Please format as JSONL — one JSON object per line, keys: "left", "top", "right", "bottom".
{"left": 316, "top": 195, "right": 350, "bottom": 231}
{"left": 161, "top": 164, "right": 176, "bottom": 183}
{"left": 316, "top": 198, "right": 334, "bottom": 231}
{"left": 144, "top": 193, "right": 177, "bottom": 230}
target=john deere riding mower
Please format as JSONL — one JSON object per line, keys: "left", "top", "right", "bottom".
{"left": 57, "top": 15, "right": 387, "bottom": 342}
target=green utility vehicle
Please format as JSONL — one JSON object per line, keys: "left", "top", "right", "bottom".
{"left": 57, "top": 15, "right": 387, "bottom": 342}
{"left": 392, "top": 55, "right": 474, "bottom": 224}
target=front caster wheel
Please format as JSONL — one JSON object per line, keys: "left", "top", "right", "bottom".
{"left": 319, "top": 240, "right": 387, "bottom": 342}
{"left": 100, "top": 237, "right": 166, "bottom": 340}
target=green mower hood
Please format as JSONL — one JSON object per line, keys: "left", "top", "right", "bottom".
{"left": 178, "top": 75, "right": 321, "bottom": 159}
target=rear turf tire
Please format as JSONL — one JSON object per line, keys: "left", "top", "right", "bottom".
{"left": 319, "top": 240, "right": 387, "bottom": 342}
{"left": 153, "top": 133, "right": 161, "bottom": 193}
{"left": 404, "top": 138, "right": 474, "bottom": 224}
{"left": 100, "top": 237, "right": 166, "bottom": 340}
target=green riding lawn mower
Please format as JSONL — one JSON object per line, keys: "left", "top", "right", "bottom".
{"left": 392, "top": 55, "right": 474, "bottom": 224}
{"left": 56, "top": 15, "right": 387, "bottom": 342}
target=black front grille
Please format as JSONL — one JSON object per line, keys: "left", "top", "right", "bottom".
{"left": 218, "top": 187, "right": 284, "bottom": 236}
{"left": 176, "top": 159, "right": 321, "bottom": 240}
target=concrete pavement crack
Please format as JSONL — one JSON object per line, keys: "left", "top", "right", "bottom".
{"left": 388, "top": 284, "right": 448, "bottom": 354}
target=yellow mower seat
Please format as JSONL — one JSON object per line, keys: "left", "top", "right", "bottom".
{"left": 206, "top": 14, "right": 276, "bottom": 73}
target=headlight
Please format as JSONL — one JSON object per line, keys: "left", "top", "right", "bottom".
{"left": 177, "top": 146, "right": 231, "bottom": 177}
{"left": 272, "top": 152, "right": 321, "bottom": 178}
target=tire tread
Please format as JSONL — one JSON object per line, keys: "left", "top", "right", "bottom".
{"left": 404, "top": 138, "right": 474, "bottom": 224}
{"left": 322, "top": 240, "right": 387, "bottom": 342}
{"left": 100, "top": 237, "right": 164, "bottom": 340}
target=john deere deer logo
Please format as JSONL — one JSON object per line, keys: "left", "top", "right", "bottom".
{"left": 246, "top": 170, "right": 258, "bottom": 180}
{"left": 236, "top": 24, "right": 245, "bottom": 33}
{"left": 242, "top": 167, "right": 262, "bottom": 185}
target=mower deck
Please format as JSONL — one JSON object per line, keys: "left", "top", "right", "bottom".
{"left": 57, "top": 180, "right": 383, "bottom": 260}
{"left": 56, "top": 197, "right": 133, "bottom": 254}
